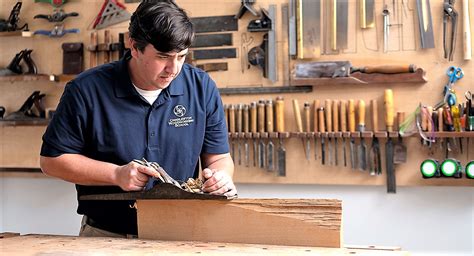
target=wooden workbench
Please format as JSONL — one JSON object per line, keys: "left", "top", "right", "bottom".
{"left": 0, "top": 234, "right": 410, "bottom": 256}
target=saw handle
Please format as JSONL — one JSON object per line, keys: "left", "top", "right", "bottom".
{"left": 357, "top": 64, "right": 416, "bottom": 74}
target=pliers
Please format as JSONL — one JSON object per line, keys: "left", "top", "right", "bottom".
{"left": 443, "top": 0, "right": 458, "bottom": 61}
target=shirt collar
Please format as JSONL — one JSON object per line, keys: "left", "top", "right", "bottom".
{"left": 114, "top": 50, "right": 185, "bottom": 98}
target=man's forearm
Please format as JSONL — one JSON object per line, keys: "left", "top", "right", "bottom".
{"left": 202, "top": 153, "right": 234, "bottom": 178}
{"left": 40, "top": 154, "right": 119, "bottom": 186}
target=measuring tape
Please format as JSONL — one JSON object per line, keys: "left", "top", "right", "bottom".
{"left": 420, "top": 159, "right": 474, "bottom": 179}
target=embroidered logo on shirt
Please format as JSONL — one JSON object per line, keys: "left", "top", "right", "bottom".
{"left": 173, "top": 105, "right": 186, "bottom": 117}
{"left": 168, "top": 104, "right": 194, "bottom": 128}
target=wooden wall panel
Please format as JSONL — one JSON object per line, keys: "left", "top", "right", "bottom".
{"left": 0, "top": 0, "right": 473, "bottom": 187}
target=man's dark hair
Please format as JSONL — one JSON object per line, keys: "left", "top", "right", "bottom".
{"left": 129, "top": 1, "right": 194, "bottom": 53}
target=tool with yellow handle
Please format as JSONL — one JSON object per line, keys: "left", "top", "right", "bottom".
{"left": 357, "top": 99, "right": 367, "bottom": 171}
{"left": 250, "top": 102, "right": 257, "bottom": 167}
{"left": 384, "top": 89, "right": 396, "bottom": 193}
{"left": 292, "top": 99, "right": 307, "bottom": 160}
{"left": 348, "top": 99, "right": 356, "bottom": 169}
{"left": 340, "top": 100, "right": 347, "bottom": 167}
{"left": 313, "top": 99, "right": 320, "bottom": 160}
{"left": 304, "top": 102, "right": 311, "bottom": 160}
{"left": 257, "top": 100, "right": 266, "bottom": 169}
{"left": 325, "top": 99, "right": 333, "bottom": 165}
{"left": 266, "top": 100, "right": 274, "bottom": 171}
{"left": 275, "top": 96, "right": 286, "bottom": 176}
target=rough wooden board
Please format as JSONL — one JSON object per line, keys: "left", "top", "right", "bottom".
{"left": 137, "top": 198, "right": 342, "bottom": 248}
{"left": 0, "top": 234, "right": 411, "bottom": 256}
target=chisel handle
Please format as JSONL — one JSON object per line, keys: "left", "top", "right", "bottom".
{"left": 237, "top": 104, "right": 243, "bottom": 133}
{"left": 313, "top": 100, "right": 320, "bottom": 132}
{"left": 258, "top": 100, "right": 266, "bottom": 133}
{"left": 384, "top": 89, "right": 394, "bottom": 132}
{"left": 90, "top": 31, "right": 98, "bottom": 68}
{"left": 304, "top": 102, "right": 311, "bottom": 132}
{"left": 318, "top": 107, "right": 326, "bottom": 133}
{"left": 292, "top": 99, "right": 303, "bottom": 132}
{"left": 229, "top": 104, "right": 235, "bottom": 133}
{"left": 463, "top": 0, "right": 472, "bottom": 60}
{"left": 325, "top": 99, "right": 333, "bottom": 132}
{"left": 250, "top": 102, "right": 257, "bottom": 133}
{"left": 358, "top": 100, "right": 366, "bottom": 130}
{"left": 421, "top": 106, "right": 428, "bottom": 131}
{"left": 224, "top": 104, "right": 229, "bottom": 132}
{"left": 266, "top": 100, "right": 274, "bottom": 133}
{"left": 348, "top": 99, "right": 356, "bottom": 132}
{"left": 275, "top": 96, "right": 285, "bottom": 132}
{"left": 438, "top": 108, "right": 444, "bottom": 132}
{"left": 358, "top": 64, "right": 416, "bottom": 74}
{"left": 371, "top": 99, "right": 378, "bottom": 132}
{"left": 427, "top": 106, "right": 433, "bottom": 132}
{"left": 243, "top": 104, "right": 249, "bottom": 133}
{"left": 333, "top": 100, "right": 339, "bottom": 132}
{"left": 340, "top": 100, "right": 347, "bottom": 132}
{"left": 397, "top": 112, "right": 405, "bottom": 131}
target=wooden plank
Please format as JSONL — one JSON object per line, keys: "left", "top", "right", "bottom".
{"left": 0, "top": 234, "right": 410, "bottom": 256}
{"left": 137, "top": 198, "right": 342, "bottom": 248}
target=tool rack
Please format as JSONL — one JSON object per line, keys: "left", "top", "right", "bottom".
{"left": 0, "top": 0, "right": 473, "bottom": 189}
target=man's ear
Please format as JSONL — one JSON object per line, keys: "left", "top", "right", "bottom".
{"left": 129, "top": 38, "right": 138, "bottom": 58}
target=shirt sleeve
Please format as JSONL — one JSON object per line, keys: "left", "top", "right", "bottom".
{"left": 40, "top": 81, "right": 88, "bottom": 157}
{"left": 201, "top": 78, "right": 229, "bottom": 154}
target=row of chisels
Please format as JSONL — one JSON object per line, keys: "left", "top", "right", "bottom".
{"left": 225, "top": 97, "right": 287, "bottom": 176}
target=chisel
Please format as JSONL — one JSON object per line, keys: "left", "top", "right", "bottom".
{"left": 243, "top": 104, "right": 250, "bottom": 167}
{"left": 313, "top": 99, "right": 320, "bottom": 160}
{"left": 275, "top": 96, "right": 286, "bottom": 176}
{"left": 370, "top": 99, "right": 381, "bottom": 175}
{"left": 236, "top": 104, "right": 243, "bottom": 165}
{"left": 325, "top": 99, "right": 333, "bottom": 165}
{"left": 348, "top": 99, "right": 357, "bottom": 169}
{"left": 228, "top": 104, "right": 236, "bottom": 161}
{"left": 385, "top": 89, "right": 396, "bottom": 193}
{"left": 266, "top": 100, "right": 275, "bottom": 171}
{"left": 292, "top": 99, "right": 307, "bottom": 160}
{"left": 332, "top": 100, "right": 339, "bottom": 166}
{"left": 257, "top": 100, "right": 266, "bottom": 169}
{"left": 250, "top": 102, "right": 257, "bottom": 167}
{"left": 318, "top": 106, "right": 326, "bottom": 165}
{"left": 357, "top": 100, "right": 367, "bottom": 171}
{"left": 340, "top": 100, "right": 348, "bottom": 167}
{"left": 304, "top": 102, "right": 311, "bottom": 161}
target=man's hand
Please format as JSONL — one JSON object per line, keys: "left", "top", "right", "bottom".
{"left": 202, "top": 168, "right": 237, "bottom": 196}
{"left": 114, "top": 161, "right": 160, "bottom": 191}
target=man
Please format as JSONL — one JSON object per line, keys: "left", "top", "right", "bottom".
{"left": 40, "top": 1, "right": 236, "bottom": 238}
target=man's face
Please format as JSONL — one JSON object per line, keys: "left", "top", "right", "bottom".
{"left": 130, "top": 41, "right": 188, "bottom": 90}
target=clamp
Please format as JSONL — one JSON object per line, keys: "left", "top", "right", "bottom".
{"left": 34, "top": 25, "right": 79, "bottom": 37}
{"left": 443, "top": 0, "right": 458, "bottom": 61}
{"left": 34, "top": 9, "right": 79, "bottom": 23}
{"left": 235, "top": 0, "right": 258, "bottom": 19}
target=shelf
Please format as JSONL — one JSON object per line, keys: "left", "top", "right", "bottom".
{"left": 0, "top": 74, "right": 52, "bottom": 82}
{"left": 0, "top": 119, "right": 49, "bottom": 126}
{"left": 291, "top": 68, "right": 427, "bottom": 85}
{"left": 228, "top": 131, "right": 474, "bottom": 139}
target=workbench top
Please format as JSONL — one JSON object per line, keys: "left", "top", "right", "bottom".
{"left": 0, "top": 234, "right": 410, "bottom": 256}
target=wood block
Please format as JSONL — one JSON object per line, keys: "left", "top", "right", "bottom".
{"left": 137, "top": 198, "right": 342, "bottom": 248}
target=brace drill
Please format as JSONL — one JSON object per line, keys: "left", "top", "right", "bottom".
{"left": 443, "top": 0, "right": 458, "bottom": 61}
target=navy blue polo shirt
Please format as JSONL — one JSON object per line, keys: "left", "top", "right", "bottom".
{"left": 40, "top": 52, "right": 229, "bottom": 235}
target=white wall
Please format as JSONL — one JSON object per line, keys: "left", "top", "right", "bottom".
{"left": 0, "top": 177, "right": 472, "bottom": 255}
